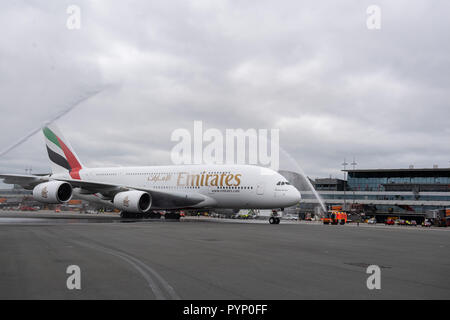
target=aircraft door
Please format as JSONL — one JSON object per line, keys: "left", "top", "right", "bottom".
{"left": 256, "top": 182, "right": 264, "bottom": 195}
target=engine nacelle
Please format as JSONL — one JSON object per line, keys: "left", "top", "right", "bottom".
{"left": 113, "top": 191, "right": 152, "bottom": 214}
{"left": 33, "top": 181, "right": 73, "bottom": 204}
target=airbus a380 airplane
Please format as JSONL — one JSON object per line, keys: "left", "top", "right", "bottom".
{"left": 0, "top": 125, "right": 301, "bottom": 224}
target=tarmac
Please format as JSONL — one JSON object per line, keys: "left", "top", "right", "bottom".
{"left": 0, "top": 210, "right": 448, "bottom": 299}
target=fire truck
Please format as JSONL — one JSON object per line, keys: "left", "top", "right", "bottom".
{"left": 323, "top": 210, "right": 347, "bottom": 225}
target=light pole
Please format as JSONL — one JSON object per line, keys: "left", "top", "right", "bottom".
{"left": 351, "top": 157, "right": 357, "bottom": 204}
{"left": 342, "top": 158, "right": 348, "bottom": 211}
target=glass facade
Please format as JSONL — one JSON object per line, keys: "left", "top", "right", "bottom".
{"left": 347, "top": 169, "right": 450, "bottom": 191}
{"left": 301, "top": 168, "right": 450, "bottom": 216}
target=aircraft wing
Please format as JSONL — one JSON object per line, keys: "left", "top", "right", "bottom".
{"left": 58, "top": 178, "right": 207, "bottom": 209}
{"left": 0, "top": 174, "right": 208, "bottom": 209}
{"left": 0, "top": 174, "right": 49, "bottom": 190}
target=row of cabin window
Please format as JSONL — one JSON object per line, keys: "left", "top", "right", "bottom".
{"left": 153, "top": 185, "right": 253, "bottom": 190}
{"left": 125, "top": 172, "right": 234, "bottom": 176}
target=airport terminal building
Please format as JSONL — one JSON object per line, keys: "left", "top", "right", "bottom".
{"left": 292, "top": 167, "right": 450, "bottom": 222}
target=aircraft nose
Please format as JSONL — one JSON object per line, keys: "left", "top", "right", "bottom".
{"left": 286, "top": 187, "right": 301, "bottom": 206}
{"left": 293, "top": 188, "right": 301, "bottom": 202}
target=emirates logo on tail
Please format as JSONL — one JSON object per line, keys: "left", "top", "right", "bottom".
{"left": 123, "top": 196, "right": 129, "bottom": 207}
{"left": 43, "top": 126, "right": 83, "bottom": 180}
{"left": 41, "top": 186, "right": 48, "bottom": 198}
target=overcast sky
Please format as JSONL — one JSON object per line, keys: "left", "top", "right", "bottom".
{"left": 0, "top": 0, "right": 449, "bottom": 186}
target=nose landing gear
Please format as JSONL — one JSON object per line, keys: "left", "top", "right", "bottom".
{"left": 269, "top": 209, "right": 281, "bottom": 224}
{"left": 269, "top": 217, "right": 280, "bottom": 224}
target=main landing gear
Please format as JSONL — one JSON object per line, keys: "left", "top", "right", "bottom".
{"left": 164, "top": 211, "right": 181, "bottom": 220}
{"left": 120, "top": 211, "right": 181, "bottom": 220}
{"left": 120, "top": 211, "right": 162, "bottom": 219}
{"left": 120, "top": 211, "right": 140, "bottom": 219}
{"left": 146, "top": 211, "right": 162, "bottom": 219}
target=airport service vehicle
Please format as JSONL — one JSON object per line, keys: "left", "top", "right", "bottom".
{"left": 367, "top": 218, "right": 377, "bottom": 224}
{"left": 0, "top": 125, "right": 301, "bottom": 222}
{"left": 323, "top": 211, "right": 347, "bottom": 225}
{"left": 385, "top": 219, "right": 395, "bottom": 225}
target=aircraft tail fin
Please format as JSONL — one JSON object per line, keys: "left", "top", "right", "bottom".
{"left": 42, "top": 124, "right": 84, "bottom": 179}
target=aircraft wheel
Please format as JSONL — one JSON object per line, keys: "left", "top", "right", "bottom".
{"left": 165, "top": 212, "right": 180, "bottom": 220}
{"left": 150, "top": 212, "right": 161, "bottom": 219}
{"left": 269, "top": 217, "right": 275, "bottom": 224}
{"left": 275, "top": 218, "right": 280, "bottom": 224}
{"left": 120, "top": 211, "right": 135, "bottom": 218}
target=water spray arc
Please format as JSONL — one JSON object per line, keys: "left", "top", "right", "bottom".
{"left": 0, "top": 88, "right": 105, "bottom": 158}
{"left": 279, "top": 147, "right": 327, "bottom": 214}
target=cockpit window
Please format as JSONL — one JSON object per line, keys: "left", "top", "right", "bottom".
{"left": 277, "top": 181, "right": 290, "bottom": 185}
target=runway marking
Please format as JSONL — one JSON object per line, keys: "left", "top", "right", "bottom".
{"left": 27, "top": 226, "right": 180, "bottom": 299}
{"left": 70, "top": 240, "right": 180, "bottom": 300}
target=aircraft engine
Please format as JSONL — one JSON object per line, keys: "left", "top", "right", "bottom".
{"left": 32, "top": 181, "right": 73, "bottom": 204}
{"left": 113, "top": 191, "right": 152, "bottom": 214}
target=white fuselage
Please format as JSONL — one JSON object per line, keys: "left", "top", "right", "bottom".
{"left": 53, "top": 164, "right": 301, "bottom": 209}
